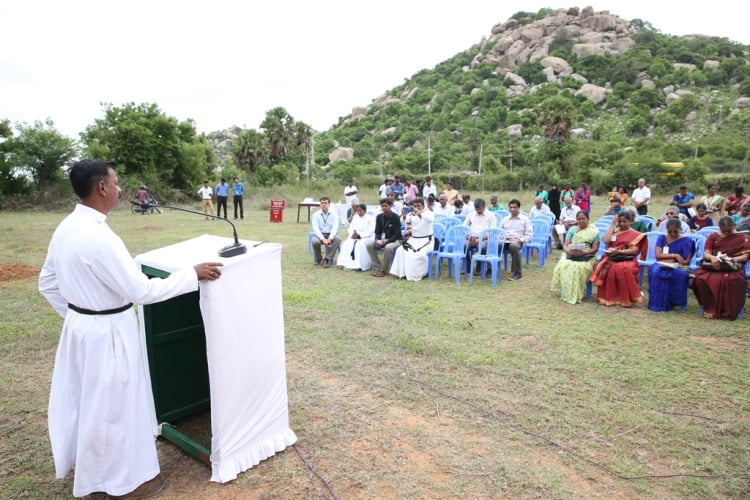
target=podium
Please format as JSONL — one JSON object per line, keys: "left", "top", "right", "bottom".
{"left": 134, "top": 234, "right": 297, "bottom": 483}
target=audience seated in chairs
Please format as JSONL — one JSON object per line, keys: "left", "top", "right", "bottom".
{"left": 647, "top": 218, "right": 695, "bottom": 312}
{"left": 589, "top": 211, "right": 647, "bottom": 307}
{"left": 337, "top": 203, "right": 375, "bottom": 271}
{"left": 311, "top": 196, "right": 341, "bottom": 268}
{"left": 692, "top": 216, "right": 750, "bottom": 319}
{"left": 550, "top": 211, "right": 600, "bottom": 304}
{"left": 529, "top": 196, "right": 552, "bottom": 219}
{"left": 390, "top": 198, "right": 435, "bottom": 281}
{"left": 499, "top": 199, "right": 533, "bottom": 281}
{"left": 366, "top": 198, "right": 403, "bottom": 277}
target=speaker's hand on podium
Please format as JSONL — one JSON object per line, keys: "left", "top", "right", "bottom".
{"left": 195, "top": 262, "right": 224, "bottom": 281}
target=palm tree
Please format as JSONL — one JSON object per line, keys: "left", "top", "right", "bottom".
{"left": 539, "top": 96, "right": 578, "bottom": 142}
{"left": 260, "top": 107, "right": 294, "bottom": 163}
{"left": 232, "top": 129, "right": 266, "bottom": 174}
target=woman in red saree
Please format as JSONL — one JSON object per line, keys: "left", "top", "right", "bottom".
{"left": 692, "top": 216, "right": 750, "bottom": 319}
{"left": 590, "top": 211, "right": 647, "bottom": 307}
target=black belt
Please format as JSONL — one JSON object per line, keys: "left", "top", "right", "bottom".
{"left": 68, "top": 303, "right": 133, "bottom": 315}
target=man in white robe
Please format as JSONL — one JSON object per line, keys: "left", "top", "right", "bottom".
{"left": 390, "top": 198, "right": 435, "bottom": 280}
{"left": 39, "top": 159, "right": 223, "bottom": 498}
{"left": 337, "top": 203, "right": 375, "bottom": 270}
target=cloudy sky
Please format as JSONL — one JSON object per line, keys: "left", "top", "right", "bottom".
{"left": 1, "top": 1, "right": 748, "bottom": 139}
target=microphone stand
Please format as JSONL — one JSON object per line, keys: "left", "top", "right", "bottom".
{"left": 147, "top": 203, "right": 248, "bottom": 258}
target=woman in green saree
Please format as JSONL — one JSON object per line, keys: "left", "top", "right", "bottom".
{"left": 551, "top": 211, "right": 600, "bottom": 304}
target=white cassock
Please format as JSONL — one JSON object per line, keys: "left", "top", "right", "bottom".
{"left": 337, "top": 213, "right": 375, "bottom": 270}
{"left": 39, "top": 204, "right": 199, "bottom": 497}
{"left": 390, "top": 210, "right": 435, "bottom": 281}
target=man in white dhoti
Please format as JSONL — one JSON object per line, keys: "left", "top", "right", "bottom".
{"left": 39, "top": 159, "right": 224, "bottom": 499}
{"left": 337, "top": 203, "right": 375, "bottom": 270}
{"left": 390, "top": 197, "right": 435, "bottom": 281}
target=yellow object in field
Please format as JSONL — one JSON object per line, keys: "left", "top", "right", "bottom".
{"left": 660, "top": 162, "right": 683, "bottom": 177}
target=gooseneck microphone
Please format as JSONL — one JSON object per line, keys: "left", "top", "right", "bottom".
{"left": 135, "top": 201, "right": 247, "bottom": 257}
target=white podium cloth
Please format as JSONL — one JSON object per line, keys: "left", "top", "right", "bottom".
{"left": 134, "top": 234, "right": 296, "bottom": 483}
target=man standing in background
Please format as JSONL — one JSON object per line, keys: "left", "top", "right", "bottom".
{"left": 215, "top": 178, "right": 229, "bottom": 219}
{"left": 631, "top": 178, "right": 651, "bottom": 215}
{"left": 198, "top": 180, "right": 214, "bottom": 220}
{"left": 232, "top": 176, "right": 245, "bottom": 220}
{"left": 422, "top": 176, "right": 437, "bottom": 200}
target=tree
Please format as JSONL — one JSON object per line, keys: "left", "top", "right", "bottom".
{"left": 232, "top": 129, "right": 266, "bottom": 174}
{"left": 81, "top": 103, "right": 211, "bottom": 192}
{"left": 538, "top": 96, "right": 578, "bottom": 143}
{"left": 260, "top": 107, "right": 295, "bottom": 163}
{"left": 11, "top": 119, "right": 77, "bottom": 194}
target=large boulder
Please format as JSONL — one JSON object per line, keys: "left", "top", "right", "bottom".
{"left": 580, "top": 6, "right": 594, "bottom": 18}
{"left": 612, "top": 37, "right": 636, "bottom": 53}
{"left": 734, "top": 97, "right": 750, "bottom": 108}
{"left": 575, "top": 83, "right": 608, "bottom": 104}
{"left": 329, "top": 147, "right": 354, "bottom": 163}
{"left": 351, "top": 107, "right": 366, "bottom": 118}
{"left": 673, "top": 63, "right": 697, "bottom": 72}
{"left": 519, "top": 26, "right": 544, "bottom": 43}
{"left": 703, "top": 59, "right": 721, "bottom": 70}
{"left": 507, "top": 39, "right": 526, "bottom": 57}
{"left": 572, "top": 42, "right": 614, "bottom": 58}
{"left": 543, "top": 66, "right": 556, "bottom": 82}
{"left": 540, "top": 56, "right": 572, "bottom": 74}
{"left": 580, "top": 14, "right": 616, "bottom": 31}
{"left": 507, "top": 124, "right": 523, "bottom": 138}
{"left": 502, "top": 72, "right": 527, "bottom": 87}
{"left": 665, "top": 93, "right": 680, "bottom": 105}
{"left": 493, "top": 36, "right": 515, "bottom": 54}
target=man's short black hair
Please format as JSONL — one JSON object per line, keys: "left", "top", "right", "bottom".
{"left": 509, "top": 199, "right": 521, "bottom": 208}
{"left": 69, "top": 159, "right": 116, "bottom": 199}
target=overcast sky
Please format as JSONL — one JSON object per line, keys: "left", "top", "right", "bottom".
{"left": 1, "top": 1, "right": 748, "bottom": 139}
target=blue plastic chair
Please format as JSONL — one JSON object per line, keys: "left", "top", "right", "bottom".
{"left": 585, "top": 239, "right": 608, "bottom": 299}
{"left": 696, "top": 226, "right": 720, "bottom": 237}
{"left": 494, "top": 210, "right": 510, "bottom": 224}
{"left": 426, "top": 223, "right": 446, "bottom": 279}
{"left": 636, "top": 215, "right": 655, "bottom": 231}
{"left": 534, "top": 213, "right": 556, "bottom": 250}
{"left": 453, "top": 213, "right": 467, "bottom": 222}
{"left": 469, "top": 228, "right": 507, "bottom": 287}
{"left": 522, "top": 219, "right": 551, "bottom": 268}
{"left": 637, "top": 231, "right": 663, "bottom": 285}
{"left": 685, "top": 234, "right": 706, "bottom": 272}
{"left": 434, "top": 225, "right": 472, "bottom": 283}
{"left": 595, "top": 215, "right": 614, "bottom": 225}
{"left": 441, "top": 217, "right": 461, "bottom": 229}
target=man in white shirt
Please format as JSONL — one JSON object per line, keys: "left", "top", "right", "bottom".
{"left": 631, "top": 178, "right": 651, "bottom": 215}
{"left": 378, "top": 178, "right": 391, "bottom": 200}
{"left": 387, "top": 192, "right": 403, "bottom": 216}
{"left": 433, "top": 193, "right": 453, "bottom": 216}
{"left": 422, "top": 176, "right": 437, "bottom": 200}
{"left": 464, "top": 199, "right": 497, "bottom": 275}
{"left": 500, "top": 199, "right": 533, "bottom": 281}
{"left": 344, "top": 180, "right": 358, "bottom": 204}
{"left": 39, "top": 159, "right": 222, "bottom": 498}
{"left": 529, "top": 196, "right": 552, "bottom": 219}
{"left": 553, "top": 196, "right": 581, "bottom": 249}
{"left": 197, "top": 180, "right": 214, "bottom": 219}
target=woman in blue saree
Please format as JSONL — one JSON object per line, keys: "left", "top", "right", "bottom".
{"left": 648, "top": 218, "right": 694, "bottom": 311}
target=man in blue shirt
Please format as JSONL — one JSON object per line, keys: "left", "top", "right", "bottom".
{"left": 311, "top": 197, "right": 341, "bottom": 268}
{"left": 215, "top": 178, "right": 230, "bottom": 219}
{"left": 671, "top": 185, "right": 695, "bottom": 218}
{"left": 232, "top": 176, "right": 245, "bottom": 219}
{"left": 387, "top": 175, "right": 405, "bottom": 200}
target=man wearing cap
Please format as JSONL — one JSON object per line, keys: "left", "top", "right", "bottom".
{"left": 39, "top": 159, "right": 222, "bottom": 498}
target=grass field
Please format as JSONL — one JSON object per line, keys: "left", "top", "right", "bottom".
{"left": 0, "top": 192, "right": 748, "bottom": 499}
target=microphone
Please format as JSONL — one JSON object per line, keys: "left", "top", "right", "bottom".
{"left": 144, "top": 202, "right": 248, "bottom": 258}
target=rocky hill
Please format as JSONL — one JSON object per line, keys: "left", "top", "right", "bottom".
{"left": 209, "top": 7, "right": 749, "bottom": 192}
{"left": 310, "top": 6, "right": 749, "bottom": 192}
